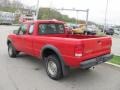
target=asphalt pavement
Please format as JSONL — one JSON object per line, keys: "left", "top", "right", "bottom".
{"left": 0, "top": 25, "right": 120, "bottom": 90}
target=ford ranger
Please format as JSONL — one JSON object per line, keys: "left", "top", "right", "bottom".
{"left": 7, "top": 20, "right": 113, "bottom": 80}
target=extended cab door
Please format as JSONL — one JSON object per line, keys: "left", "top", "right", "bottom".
{"left": 22, "top": 23, "right": 34, "bottom": 56}
{"left": 13, "top": 24, "right": 28, "bottom": 51}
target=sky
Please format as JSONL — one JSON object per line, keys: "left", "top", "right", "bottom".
{"left": 19, "top": 0, "right": 120, "bottom": 25}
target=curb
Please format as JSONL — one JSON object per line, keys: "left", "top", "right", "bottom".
{"left": 105, "top": 62, "right": 120, "bottom": 68}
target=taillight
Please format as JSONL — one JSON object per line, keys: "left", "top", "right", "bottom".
{"left": 74, "top": 45, "right": 83, "bottom": 57}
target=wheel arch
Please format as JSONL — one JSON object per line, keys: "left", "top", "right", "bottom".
{"left": 41, "top": 45, "right": 69, "bottom": 76}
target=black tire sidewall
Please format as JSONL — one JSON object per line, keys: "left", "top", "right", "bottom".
{"left": 45, "top": 55, "right": 63, "bottom": 80}
{"left": 8, "top": 43, "right": 17, "bottom": 57}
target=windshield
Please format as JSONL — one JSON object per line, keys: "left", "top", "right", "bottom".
{"left": 39, "top": 23, "right": 64, "bottom": 34}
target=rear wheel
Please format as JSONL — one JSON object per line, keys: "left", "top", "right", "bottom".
{"left": 45, "top": 55, "right": 63, "bottom": 80}
{"left": 8, "top": 43, "right": 19, "bottom": 58}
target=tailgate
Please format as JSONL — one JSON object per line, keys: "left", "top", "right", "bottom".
{"left": 82, "top": 37, "right": 112, "bottom": 59}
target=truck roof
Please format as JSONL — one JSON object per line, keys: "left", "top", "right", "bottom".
{"left": 25, "top": 20, "right": 65, "bottom": 24}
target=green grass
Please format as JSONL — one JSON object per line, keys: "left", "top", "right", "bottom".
{"left": 109, "top": 55, "right": 120, "bottom": 65}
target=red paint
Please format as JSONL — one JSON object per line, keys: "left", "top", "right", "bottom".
{"left": 8, "top": 20, "right": 112, "bottom": 68}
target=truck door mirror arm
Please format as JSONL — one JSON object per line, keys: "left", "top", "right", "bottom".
{"left": 13, "top": 30, "right": 19, "bottom": 35}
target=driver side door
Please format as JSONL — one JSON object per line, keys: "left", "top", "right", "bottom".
{"left": 14, "top": 24, "right": 28, "bottom": 52}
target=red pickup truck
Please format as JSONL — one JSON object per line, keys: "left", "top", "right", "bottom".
{"left": 7, "top": 20, "right": 113, "bottom": 80}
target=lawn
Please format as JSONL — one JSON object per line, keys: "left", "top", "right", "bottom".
{"left": 109, "top": 55, "right": 120, "bottom": 65}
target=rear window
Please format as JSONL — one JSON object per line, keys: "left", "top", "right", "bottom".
{"left": 39, "top": 24, "right": 64, "bottom": 34}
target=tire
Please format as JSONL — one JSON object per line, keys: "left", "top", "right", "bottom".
{"left": 45, "top": 55, "right": 63, "bottom": 80}
{"left": 8, "top": 43, "right": 19, "bottom": 58}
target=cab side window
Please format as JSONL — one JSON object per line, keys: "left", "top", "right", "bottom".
{"left": 18, "top": 24, "right": 27, "bottom": 35}
{"left": 28, "top": 24, "right": 34, "bottom": 35}
{"left": 38, "top": 23, "right": 64, "bottom": 34}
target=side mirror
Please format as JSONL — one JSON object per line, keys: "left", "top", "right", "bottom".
{"left": 22, "top": 29, "right": 26, "bottom": 34}
{"left": 13, "top": 30, "right": 19, "bottom": 35}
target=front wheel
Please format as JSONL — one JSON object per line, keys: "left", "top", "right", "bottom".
{"left": 45, "top": 55, "right": 63, "bottom": 80}
{"left": 8, "top": 43, "right": 19, "bottom": 58}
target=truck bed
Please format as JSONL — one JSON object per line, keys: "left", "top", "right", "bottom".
{"left": 39, "top": 34, "right": 112, "bottom": 63}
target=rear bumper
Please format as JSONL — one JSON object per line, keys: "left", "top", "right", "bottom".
{"left": 80, "top": 54, "right": 113, "bottom": 69}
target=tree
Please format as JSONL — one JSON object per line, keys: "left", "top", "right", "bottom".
{"left": 38, "top": 8, "right": 86, "bottom": 24}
